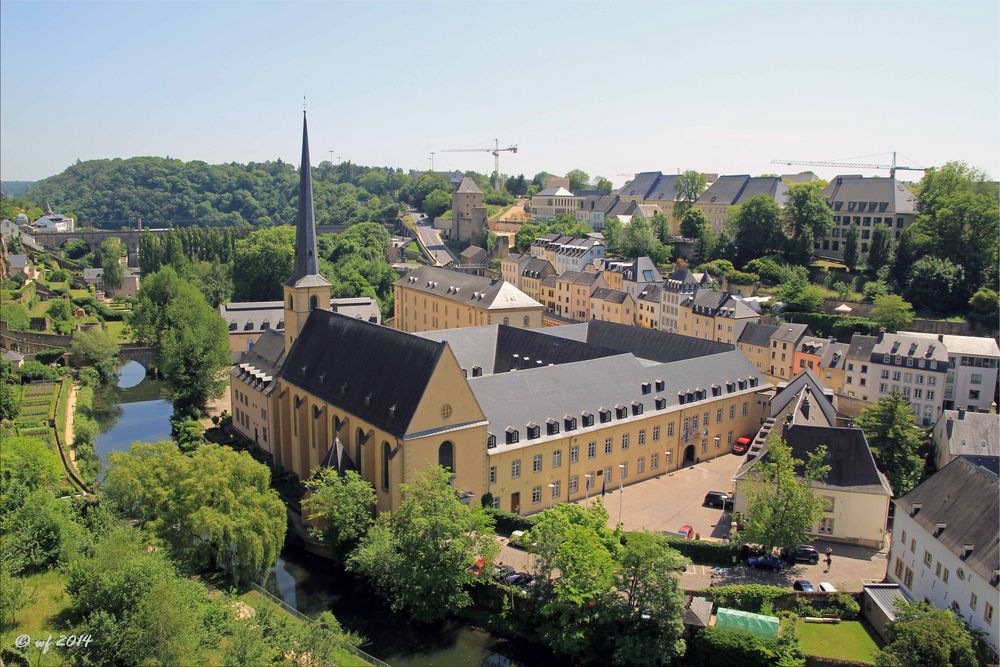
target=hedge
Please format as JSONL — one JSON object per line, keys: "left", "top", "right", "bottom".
{"left": 688, "top": 626, "right": 802, "bottom": 667}
{"left": 782, "top": 312, "right": 877, "bottom": 341}
{"left": 660, "top": 535, "right": 737, "bottom": 565}
{"left": 484, "top": 506, "right": 535, "bottom": 535}
{"left": 697, "top": 585, "right": 861, "bottom": 620}
{"left": 34, "top": 348, "right": 66, "bottom": 365}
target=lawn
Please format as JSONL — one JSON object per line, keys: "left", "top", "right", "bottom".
{"left": 0, "top": 570, "right": 77, "bottom": 667}
{"left": 797, "top": 619, "right": 881, "bottom": 664}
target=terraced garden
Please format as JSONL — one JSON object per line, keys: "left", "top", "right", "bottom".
{"left": 4, "top": 376, "right": 79, "bottom": 493}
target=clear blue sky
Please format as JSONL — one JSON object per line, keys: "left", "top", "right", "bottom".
{"left": 2, "top": 1, "right": 998, "bottom": 184}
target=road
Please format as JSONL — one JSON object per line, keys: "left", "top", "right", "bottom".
{"left": 410, "top": 209, "right": 457, "bottom": 267}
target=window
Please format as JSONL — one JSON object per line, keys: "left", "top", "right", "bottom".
{"left": 439, "top": 441, "right": 454, "bottom": 473}
{"left": 532, "top": 454, "right": 542, "bottom": 473}
{"left": 532, "top": 486, "right": 541, "bottom": 504}
{"left": 551, "top": 481, "right": 561, "bottom": 498}
{"left": 620, "top": 462, "right": 628, "bottom": 479}
{"left": 571, "top": 444, "right": 580, "bottom": 463}
{"left": 382, "top": 442, "right": 391, "bottom": 490}
{"left": 511, "top": 460, "right": 521, "bottom": 479}
{"left": 903, "top": 566, "right": 914, "bottom": 589}
{"left": 971, "top": 373, "right": 983, "bottom": 385}
{"left": 605, "top": 466, "right": 613, "bottom": 483}
{"left": 604, "top": 438, "right": 613, "bottom": 454}
{"left": 823, "top": 496, "right": 835, "bottom": 512}
{"left": 901, "top": 529, "right": 907, "bottom": 545}
{"left": 910, "top": 538, "right": 916, "bottom": 553}
{"left": 553, "top": 449, "right": 562, "bottom": 468}
{"left": 653, "top": 425, "right": 660, "bottom": 441}
{"left": 924, "top": 551, "right": 933, "bottom": 567}
{"left": 881, "top": 369, "right": 890, "bottom": 379}
{"left": 716, "top": 409, "right": 723, "bottom": 423}
{"left": 569, "top": 476, "right": 579, "bottom": 494}
{"left": 818, "top": 518, "right": 834, "bottom": 534}
{"left": 969, "top": 389, "right": 980, "bottom": 400}
{"left": 970, "top": 592, "right": 978, "bottom": 610}
{"left": 582, "top": 413, "right": 594, "bottom": 427}
{"left": 651, "top": 453, "right": 659, "bottom": 470}
{"left": 936, "top": 562, "right": 942, "bottom": 578}
{"left": 637, "top": 457, "right": 645, "bottom": 473}
{"left": 638, "top": 429, "right": 646, "bottom": 445}
{"left": 729, "top": 405, "right": 735, "bottom": 420}
{"left": 701, "top": 439, "right": 707, "bottom": 454}
{"left": 523, "top": 315, "right": 530, "bottom": 326}
{"left": 527, "top": 424, "right": 540, "bottom": 439}
{"left": 691, "top": 415, "right": 699, "bottom": 429}
{"left": 985, "top": 602, "right": 994, "bottom": 624}
{"left": 667, "top": 423, "right": 675, "bottom": 437}
{"left": 742, "top": 401, "right": 749, "bottom": 416}
{"left": 942, "top": 568, "right": 949, "bottom": 583}
{"left": 489, "top": 465, "right": 497, "bottom": 484}
{"left": 894, "top": 558, "right": 904, "bottom": 578}
{"left": 622, "top": 433, "right": 630, "bottom": 449}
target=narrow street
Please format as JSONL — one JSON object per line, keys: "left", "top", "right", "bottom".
{"left": 410, "top": 208, "right": 458, "bottom": 266}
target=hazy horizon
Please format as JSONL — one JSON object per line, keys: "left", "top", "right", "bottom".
{"left": 2, "top": 1, "right": 998, "bottom": 185}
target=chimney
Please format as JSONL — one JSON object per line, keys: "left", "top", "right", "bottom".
{"left": 801, "top": 396, "right": 811, "bottom": 419}
{"left": 958, "top": 406, "right": 967, "bottom": 420}
{"left": 911, "top": 503, "right": 922, "bottom": 515}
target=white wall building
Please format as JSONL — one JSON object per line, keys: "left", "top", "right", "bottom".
{"left": 868, "top": 332, "right": 949, "bottom": 426}
{"left": 887, "top": 457, "right": 999, "bottom": 657}
{"left": 901, "top": 333, "right": 1000, "bottom": 412}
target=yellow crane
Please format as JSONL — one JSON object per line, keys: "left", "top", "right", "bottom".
{"left": 440, "top": 139, "right": 518, "bottom": 190}
{"left": 771, "top": 152, "right": 928, "bottom": 178}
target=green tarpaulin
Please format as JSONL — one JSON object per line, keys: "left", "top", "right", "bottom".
{"left": 715, "top": 607, "right": 780, "bottom": 639}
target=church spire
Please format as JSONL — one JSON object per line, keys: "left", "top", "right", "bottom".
{"left": 286, "top": 111, "right": 328, "bottom": 287}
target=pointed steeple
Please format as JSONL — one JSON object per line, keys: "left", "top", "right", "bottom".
{"left": 286, "top": 111, "right": 329, "bottom": 287}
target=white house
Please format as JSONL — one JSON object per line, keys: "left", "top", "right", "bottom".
{"left": 901, "top": 332, "right": 1000, "bottom": 412}
{"left": 887, "top": 457, "right": 999, "bottom": 657}
{"left": 32, "top": 212, "right": 74, "bottom": 232}
{"left": 931, "top": 408, "right": 999, "bottom": 472}
{"left": 867, "top": 332, "right": 950, "bottom": 426}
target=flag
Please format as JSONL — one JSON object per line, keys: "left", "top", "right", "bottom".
{"left": 601, "top": 479, "right": 606, "bottom": 498}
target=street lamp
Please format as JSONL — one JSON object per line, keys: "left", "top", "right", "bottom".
{"left": 617, "top": 464, "right": 626, "bottom": 528}
{"left": 715, "top": 435, "right": 721, "bottom": 452}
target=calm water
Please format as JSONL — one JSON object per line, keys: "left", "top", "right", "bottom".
{"left": 92, "top": 362, "right": 545, "bottom": 666}
{"left": 267, "top": 546, "right": 549, "bottom": 667}
{"left": 91, "top": 360, "right": 173, "bottom": 463}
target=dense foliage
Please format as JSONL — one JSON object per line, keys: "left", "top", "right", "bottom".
{"left": 876, "top": 600, "right": 979, "bottom": 667}
{"left": 855, "top": 393, "right": 927, "bottom": 494}
{"left": 303, "top": 469, "right": 377, "bottom": 557}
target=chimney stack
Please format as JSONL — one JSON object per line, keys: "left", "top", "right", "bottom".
{"left": 958, "top": 406, "right": 967, "bottom": 420}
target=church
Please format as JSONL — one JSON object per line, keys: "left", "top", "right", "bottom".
{"left": 230, "top": 114, "right": 772, "bottom": 516}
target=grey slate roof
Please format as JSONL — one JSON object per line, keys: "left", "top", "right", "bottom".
{"left": 894, "top": 457, "right": 999, "bottom": 583}
{"left": 280, "top": 310, "right": 445, "bottom": 438}
{"left": 771, "top": 323, "right": 811, "bottom": 343}
{"left": 846, "top": 334, "right": 877, "bottom": 361}
{"left": 820, "top": 341, "right": 850, "bottom": 371}
{"left": 645, "top": 174, "right": 680, "bottom": 202}
{"left": 521, "top": 258, "right": 554, "bottom": 279}
{"left": 591, "top": 287, "right": 629, "bottom": 304}
{"left": 619, "top": 172, "right": 662, "bottom": 199}
{"left": 397, "top": 266, "right": 542, "bottom": 310}
{"left": 638, "top": 285, "right": 663, "bottom": 303}
{"left": 735, "top": 423, "right": 892, "bottom": 495}
{"left": 535, "top": 186, "right": 574, "bottom": 197}
{"left": 476, "top": 350, "right": 767, "bottom": 452}
{"left": 232, "top": 329, "right": 287, "bottom": 394}
{"left": 460, "top": 245, "right": 487, "bottom": 261}
{"left": 739, "top": 322, "right": 779, "bottom": 347}
{"left": 695, "top": 175, "right": 787, "bottom": 207}
{"left": 939, "top": 410, "right": 1000, "bottom": 459}
{"left": 557, "top": 270, "right": 603, "bottom": 287}
{"left": 622, "top": 256, "right": 662, "bottom": 284}
{"left": 455, "top": 176, "right": 482, "bottom": 194}
{"left": 821, "top": 175, "right": 916, "bottom": 215}
{"left": 684, "top": 289, "right": 758, "bottom": 319}
{"left": 2, "top": 350, "right": 24, "bottom": 362}
{"left": 768, "top": 368, "right": 838, "bottom": 424}
{"left": 545, "top": 320, "right": 736, "bottom": 364}
{"left": 220, "top": 298, "right": 380, "bottom": 334}
{"left": 8, "top": 254, "right": 30, "bottom": 270}
{"left": 871, "top": 332, "right": 950, "bottom": 364}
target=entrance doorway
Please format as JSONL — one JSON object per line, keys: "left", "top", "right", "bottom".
{"left": 510, "top": 492, "right": 521, "bottom": 515}
{"left": 683, "top": 444, "right": 696, "bottom": 466}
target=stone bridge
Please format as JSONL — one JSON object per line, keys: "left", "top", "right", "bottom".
{"left": 1, "top": 322, "right": 155, "bottom": 368}
{"left": 118, "top": 344, "right": 155, "bottom": 368}
{"left": 28, "top": 228, "right": 173, "bottom": 266}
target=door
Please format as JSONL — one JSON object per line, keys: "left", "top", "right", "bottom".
{"left": 511, "top": 492, "right": 521, "bottom": 515}
{"left": 683, "top": 444, "right": 696, "bottom": 466}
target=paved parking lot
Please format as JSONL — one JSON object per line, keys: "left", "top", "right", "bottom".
{"left": 573, "top": 453, "right": 744, "bottom": 539}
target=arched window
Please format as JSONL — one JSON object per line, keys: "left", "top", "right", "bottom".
{"left": 356, "top": 428, "right": 365, "bottom": 475}
{"left": 439, "top": 441, "right": 454, "bottom": 473}
{"left": 503, "top": 317, "right": 510, "bottom": 326}
{"left": 310, "top": 295, "right": 318, "bottom": 310}
{"left": 382, "top": 442, "right": 391, "bottom": 490}
{"left": 523, "top": 315, "right": 530, "bottom": 326}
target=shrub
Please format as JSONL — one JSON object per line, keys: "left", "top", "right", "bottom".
{"left": 827, "top": 592, "right": 860, "bottom": 620}
{"left": 18, "top": 360, "right": 60, "bottom": 382}
{"left": 34, "top": 348, "right": 66, "bottom": 365}
{"left": 483, "top": 506, "right": 535, "bottom": 535}
{"left": 699, "top": 584, "right": 791, "bottom": 612}
{"left": 657, "top": 535, "right": 736, "bottom": 565}
{"left": 78, "top": 367, "right": 101, "bottom": 387}
{"left": 689, "top": 626, "right": 803, "bottom": 667}
{"left": 782, "top": 312, "right": 877, "bottom": 341}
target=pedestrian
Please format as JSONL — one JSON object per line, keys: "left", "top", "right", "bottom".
{"left": 825, "top": 546, "right": 833, "bottom": 571}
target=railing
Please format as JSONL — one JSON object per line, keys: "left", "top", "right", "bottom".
{"left": 247, "top": 582, "right": 391, "bottom": 667}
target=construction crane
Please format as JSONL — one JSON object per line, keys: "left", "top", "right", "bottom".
{"left": 440, "top": 139, "right": 518, "bottom": 190}
{"left": 771, "top": 152, "right": 928, "bottom": 178}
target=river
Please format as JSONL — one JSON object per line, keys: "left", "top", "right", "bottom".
{"left": 90, "top": 362, "right": 546, "bottom": 667}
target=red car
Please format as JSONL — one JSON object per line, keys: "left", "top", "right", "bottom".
{"left": 732, "top": 436, "right": 752, "bottom": 455}
{"left": 678, "top": 524, "right": 695, "bottom": 540}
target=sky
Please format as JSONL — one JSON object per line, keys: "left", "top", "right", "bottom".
{"left": 2, "top": 1, "right": 998, "bottom": 185}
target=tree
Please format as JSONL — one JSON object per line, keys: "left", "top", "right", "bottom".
{"left": 103, "top": 442, "right": 286, "bottom": 584}
{"left": 70, "top": 328, "right": 120, "bottom": 381}
{"left": 866, "top": 225, "right": 893, "bottom": 275}
{"left": 506, "top": 174, "right": 528, "bottom": 197}
{"left": 593, "top": 176, "right": 613, "bottom": 194}
{"left": 674, "top": 170, "right": 707, "bottom": 219}
{"left": 422, "top": 189, "right": 451, "bottom": 218}
{"left": 783, "top": 182, "right": 833, "bottom": 261}
{"left": 680, "top": 207, "right": 709, "bottom": 239}
{"left": 566, "top": 170, "right": 590, "bottom": 192}
{"left": 619, "top": 215, "right": 671, "bottom": 263}
{"left": 843, "top": 222, "right": 860, "bottom": 271}
{"left": 0, "top": 563, "right": 36, "bottom": 627}
{"left": 968, "top": 287, "right": 1000, "bottom": 325}
{"left": 855, "top": 394, "right": 925, "bottom": 495}
{"left": 347, "top": 466, "right": 498, "bottom": 622}
{"left": 903, "top": 256, "right": 965, "bottom": 313}
{"left": 777, "top": 272, "right": 824, "bottom": 313}
{"left": 303, "top": 469, "right": 377, "bottom": 555}
{"left": 46, "top": 297, "right": 74, "bottom": 334}
{"left": 183, "top": 259, "right": 233, "bottom": 308}
{"left": 99, "top": 237, "right": 126, "bottom": 292}
{"left": 740, "top": 436, "right": 830, "bottom": 552}
{"left": 129, "top": 267, "right": 230, "bottom": 411}
{"left": 731, "top": 196, "right": 787, "bottom": 267}
{"left": 876, "top": 600, "right": 978, "bottom": 667}
{"left": 0, "top": 436, "right": 63, "bottom": 520}
{"left": 4, "top": 490, "right": 88, "bottom": 575}
{"left": 231, "top": 226, "right": 295, "bottom": 301}
{"left": 870, "top": 294, "right": 914, "bottom": 332}
{"left": 862, "top": 280, "right": 890, "bottom": 303}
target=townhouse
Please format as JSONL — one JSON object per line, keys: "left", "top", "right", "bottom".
{"left": 678, "top": 289, "right": 760, "bottom": 345}
{"left": 660, "top": 267, "right": 710, "bottom": 332}
{"left": 899, "top": 333, "right": 1000, "bottom": 412}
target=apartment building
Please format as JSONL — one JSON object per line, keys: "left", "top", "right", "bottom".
{"left": 817, "top": 341, "right": 850, "bottom": 396}
{"left": 529, "top": 234, "right": 605, "bottom": 274}
{"left": 900, "top": 333, "right": 1000, "bottom": 412}
{"left": 530, "top": 187, "right": 582, "bottom": 220}
{"left": 590, "top": 288, "right": 635, "bottom": 325}
{"left": 734, "top": 371, "right": 892, "bottom": 548}
{"left": 868, "top": 332, "right": 949, "bottom": 426}
{"left": 678, "top": 289, "right": 760, "bottom": 345}
{"left": 842, "top": 335, "right": 878, "bottom": 404}
{"left": 887, "top": 458, "right": 999, "bottom": 657}
{"left": 636, "top": 285, "right": 662, "bottom": 329}
{"left": 817, "top": 176, "right": 916, "bottom": 261}
{"left": 598, "top": 256, "right": 662, "bottom": 299}
{"left": 660, "top": 267, "right": 710, "bottom": 332}
{"left": 518, "top": 257, "right": 556, "bottom": 303}
{"left": 931, "top": 408, "right": 999, "bottom": 471}
{"left": 694, "top": 175, "right": 788, "bottom": 234}
{"left": 737, "top": 322, "right": 779, "bottom": 377}
{"left": 394, "top": 266, "right": 544, "bottom": 333}
{"left": 576, "top": 194, "right": 620, "bottom": 230}
{"left": 500, "top": 253, "right": 530, "bottom": 286}
{"left": 552, "top": 271, "right": 605, "bottom": 320}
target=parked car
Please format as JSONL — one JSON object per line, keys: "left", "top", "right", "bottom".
{"left": 732, "top": 436, "right": 753, "bottom": 455}
{"left": 505, "top": 572, "right": 531, "bottom": 586}
{"left": 677, "top": 524, "right": 695, "bottom": 540}
{"left": 491, "top": 564, "right": 515, "bottom": 580}
{"left": 817, "top": 582, "right": 837, "bottom": 592}
{"left": 468, "top": 557, "right": 486, "bottom": 577}
{"left": 747, "top": 555, "right": 783, "bottom": 572}
{"left": 782, "top": 545, "right": 821, "bottom": 564}
{"left": 509, "top": 530, "right": 528, "bottom": 548}
{"left": 739, "top": 543, "right": 764, "bottom": 562}
{"left": 793, "top": 579, "right": 815, "bottom": 592}
{"left": 704, "top": 491, "right": 730, "bottom": 508}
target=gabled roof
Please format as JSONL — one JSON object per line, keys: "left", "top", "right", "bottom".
{"left": 280, "top": 310, "right": 445, "bottom": 438}
{"left": 231, "top": 329, "right": 287, "bottom": 393}
{"left": 396, "top": 266, "right": 542, "bottom": 310}
{"left": 219, "top": 298, "right": 380, "bottom": 334}
{"left": 820, "top": 341, "right": 850, "bottom": 370}
{"left": 862, "top": 585, "right": 906, "bottom": 622}
{"left": 872, "top": 332, "right": 950, "bottom": 363}
{"left": 645, "top": 174, "right": 680, "bottom": 202}
{"left": 684, "top": 289, "right": 759, "bottom": 319}
{"left": 535, "top": 186, "right": 575, "bottom": 197}
{"left": 894, "top": 457, "right": 999, "bottom": 583}
{"left": 768, "top": 368, "right": 837, "bottom": 425}
{"left": 521, "top": 257, "right": 555, "bottom": 279}
{"left": 899, "top": 332, "right": 1000, "bottom": 358}
{"left": 455, "top": 176, "right": 482, "bottom": 194}
{"left": 695, "top": 175, "right": 787, "bottom": 207}
{"left": 619, "top": 172, "right": 662, "bottom": 198}
{"left": 460, "top": 245, "right": 487, "bottom": 260}
{"left": 591, "top": 287, "right": 629, "bottom": 304}
{"left": 846, "top": 334, "right": 877, "bottom": 360}
{"left": 821, "top": 175, "right": 916, "bottom": 215}
{"left": 735, "top": 423, "right": 892, "bottom": 496}
{"left": 771, "top": 323, "right": 811, "bottom": 344}
{"left": 938, "top": 410, "right": 1000, "bottom": 459}
{"left": 557, "top": 270, "right": 603, "bottom": 287}
{"left": 7, "top": 254, "right": 29, "bottom": 269}
{"left": 546, "top": 319, "right": 736, "bottom": 364}
{"left": 638, "top": 285, "right": 663, "bottom": 302}
{"left": 738, "top": 322, "right": 779, "bottom": 347}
